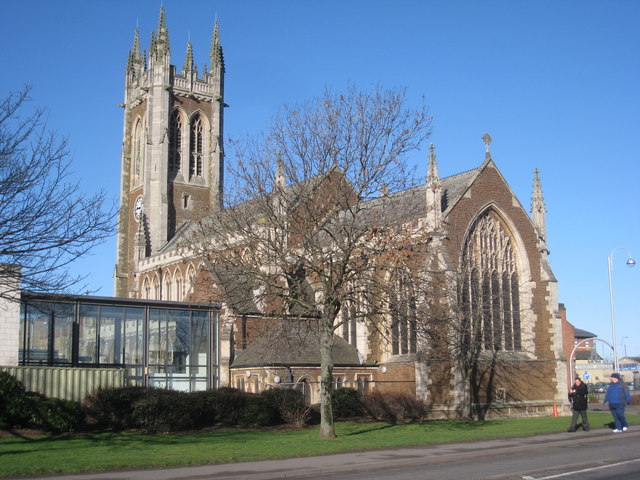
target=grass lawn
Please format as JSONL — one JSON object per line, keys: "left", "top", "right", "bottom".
{"left": 1, "top": 411, "right": 637, "bottom": 478}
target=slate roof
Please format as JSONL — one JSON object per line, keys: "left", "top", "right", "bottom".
{"left": 231, "top": 320, "right": 362, "bottom": 368}
{"left": 574, "top": 328, "right": 597, "bottom": 339}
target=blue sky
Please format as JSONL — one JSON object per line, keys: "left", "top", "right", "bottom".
{"left": 2, "top": 1, "right": 639, "bottom": 358}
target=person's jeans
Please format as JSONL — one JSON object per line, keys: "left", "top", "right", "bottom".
{"left": 568, "top": 409, "right": 589, "bottom": 431}
{"left": 609, "top": 403, "right": 628, "bottom": 430}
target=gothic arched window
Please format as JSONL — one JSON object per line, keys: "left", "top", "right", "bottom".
{"left": 131, "top": 118, "right": 143, "bottom": 187}
{"left": 339, "top": 281, "right": 365, "bottom": 348}
{"left": 189, "top": 115, "right": 204, "bottom": 178}
{"left": 169, "top": 110, "right": 183, "bottom": 174}
{"left": 460, "top": 209, "right": 522, "bottom": 352}
{"left": 390, "top": 267, "right": 417, "bottom": 355}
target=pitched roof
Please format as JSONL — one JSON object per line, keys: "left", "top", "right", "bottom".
{"left": 574, "top": 328, "right": 597, "bottom": 339}
{"left": 231, "top": 320, "right": 362, "bottom": 368}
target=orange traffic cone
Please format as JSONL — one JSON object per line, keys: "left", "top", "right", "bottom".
{"left": 552, "top": 402, "right": 559, "bottom": 417}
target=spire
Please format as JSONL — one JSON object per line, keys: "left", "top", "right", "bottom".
{"left": 183, "top": 41, "right": 194, "bottom": 72}
{"left": 132, "top": 27, "right": 142, "bottom": 61}
{"left": 482, "top": 133, "right": 492, "bottom": 160}
{"left": 127, "top": 28, "right": 143, "bottom": 74}
{"left": 531, "top": 168, "right": 548, "bottom": 250}
{"left": 209, "top": 20, "right": 225, "bottom": 72}
{"left": 149, "top": 29, "right": 157, "bottom": 66}
{"left": 152, "top": 7, "right": 170, "bottom": 63}
{"left": 425, "top": 143, "right": 443, "bottom": 232}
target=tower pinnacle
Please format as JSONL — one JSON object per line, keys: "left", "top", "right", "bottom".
{"left": 425, "top": 143, "right": 443, "bottom": 232}
{"left": 531, "top": 168, "right": 547, "bottom": 251}
{"left": 210, "top": 20, "right": 225, "bottom": 72}
{"left": 152, "top": 7, "right": 170, "bottom": 63}
{"left": 183, "top": 41, "right": 194, "bottom": 72}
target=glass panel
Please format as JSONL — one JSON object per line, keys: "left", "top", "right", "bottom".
{"left": 52, "top": 304, "right": 73, "bottom": 364}
{"left": 99, "top": 306, "right": 124, "bottom": 365}
{"left": 148, "top": 309, "right": 166, "bottom": 366}
{"left": 123, "top": 307, "right": 144, "bottom": 365}
{"left": 191, "top": 311, "right": 209, "bottom": 375}
{"left": 78, "top": 305, "right": 99, "bottom": 363}
{"left": 171, "top": 311, "right": 190, "bottom": 374}
{"left": 21, "top": 303, "right": 52, "bottom": 363}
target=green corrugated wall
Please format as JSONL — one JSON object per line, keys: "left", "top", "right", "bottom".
{"left": 0, "top": 366, "right": 126, "bottom": 402}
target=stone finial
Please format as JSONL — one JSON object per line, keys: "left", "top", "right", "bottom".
{"left": 275, "top": 153, "right": 286, "bottom": 189}
{"left": 531, "top": 168, "right": 547, "bottom": 249}
{"left": 425, "top": 143, "right": 442, "bottom": 232}
{"left": 427, "top": 143, "right": 440, "bottom": 186}
{"left": 183, "top": 41, "right": 194, "bottom": 72}
{"left": 482, "top": 133, "right": 492, "bottom": 159}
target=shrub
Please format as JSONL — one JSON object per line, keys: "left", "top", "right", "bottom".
{"left": 331, "top": 388, "right": 364, "bottom": 418}
{"left": 262, "top": 388, "right": 310, "bottom": 427}
{"left": 131, "top": 389, "right": 196, "bottom": 433}
{"left": 362, "top": 391, "right": 389, "bottom": 421}
{"left": 85, "top": 386, "right": 279, "bottom": 432}
{"left": 239, "top": 395, "right": 275, "bottom": 427}
{"left": 363, "top": 391, "right": 427, "bottom": 422}
{"left": 36, "top": 398, "right": 85, "bottom": 432}
{"left": 85, "top": 386, "right": 150, "bottom": 430}
{"left": 0, "top": 372, "right": 85, "bottom": 432}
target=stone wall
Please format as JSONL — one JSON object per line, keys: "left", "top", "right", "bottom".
{"left": 0, "top": 265, "right": 21, "bottom": 366}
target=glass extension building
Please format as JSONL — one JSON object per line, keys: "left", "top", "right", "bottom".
{"left": 18, "top": 292, "right": 220, "bottom": 392}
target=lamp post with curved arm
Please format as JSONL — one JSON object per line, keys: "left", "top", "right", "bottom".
{"left": 608, "top": 247, "right": 635, "bottom": 373}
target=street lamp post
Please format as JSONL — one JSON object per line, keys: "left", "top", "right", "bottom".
{"left": 608, "top": 248, "right": 635, "bottom": 373}
{"left": 622, "top": 336, "right": 629, "bottom": 359}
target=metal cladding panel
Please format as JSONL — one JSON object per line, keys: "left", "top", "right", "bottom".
{"left": 0, "top": 366, "right": 125, "bottom": 402}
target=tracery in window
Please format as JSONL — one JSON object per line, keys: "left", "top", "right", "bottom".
{"left": 131, "top": 118, "right": 143, "bottom": 187}
{"left": 169, "top": 110, "right": 183, "bottom": 174}
{"left": 390, "top": 267, "right": 417, "bottom": 355}
{"left": 460, "top": 209, "right": 521, "bottom": 352}
{"left": 189, "top": 115, "right": 204, "bottom": 178}
{"left": 339, "top": 281, "right": 365, "bottom": 348}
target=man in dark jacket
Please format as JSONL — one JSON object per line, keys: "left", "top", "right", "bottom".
{"left": 567, "top": 376, "right": 589, "bottom": 432}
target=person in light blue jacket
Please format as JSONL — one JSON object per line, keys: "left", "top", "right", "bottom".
{"left": 603, "top": 372, "right": 631, "bottom": 432}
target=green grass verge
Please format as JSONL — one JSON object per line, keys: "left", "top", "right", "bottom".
{"left": 0, "top": 412, "right": 636, "bottom": 478}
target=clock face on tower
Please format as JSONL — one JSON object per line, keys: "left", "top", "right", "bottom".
{"left": 134, "top": 196, "right": 143, "bottom": 222}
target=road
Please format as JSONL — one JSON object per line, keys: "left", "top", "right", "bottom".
{"left": 36, "top": 427, "right": 640, "bottom": 480}
{"left": 302, "top": 430, "right": 640, "bottom": 480}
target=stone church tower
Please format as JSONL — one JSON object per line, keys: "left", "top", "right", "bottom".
{"left": 114, "top": 8, "right": 225, "bottom": 297}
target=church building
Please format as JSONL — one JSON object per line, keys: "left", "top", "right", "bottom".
{"left": 115, "top": 8, "right": 569, "bottom": 417}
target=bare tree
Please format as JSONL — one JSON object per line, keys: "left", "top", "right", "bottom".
{"left": 185, "top": 84, "right": 431, "bottom": 437}
{"left": 0, "top": 86, "right": 116, "bottom": 298}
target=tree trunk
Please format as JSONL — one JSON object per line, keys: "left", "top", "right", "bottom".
{"left": 318, "top": 320, "right": 336, "bottom": 438}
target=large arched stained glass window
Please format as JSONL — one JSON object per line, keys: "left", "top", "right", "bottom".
{"left": 460, "top": 209, "right": 521, "bottom": 351}
{"left": 189, "top": 115, "right": 204, "bottom": 178}
{"left": 390, "top": 267, "right": 417, "bottom": 355}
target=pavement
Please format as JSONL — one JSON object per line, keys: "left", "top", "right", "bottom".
{"left": 36, "top": 404, "right": 639, "bottom": 480}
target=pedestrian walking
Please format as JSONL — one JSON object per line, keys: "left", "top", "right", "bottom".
{"left": 567, "top": 376, "right": 589, "bottom": 432}
{"left": 603, "top": 372, "right": 631, "bottom": 433}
